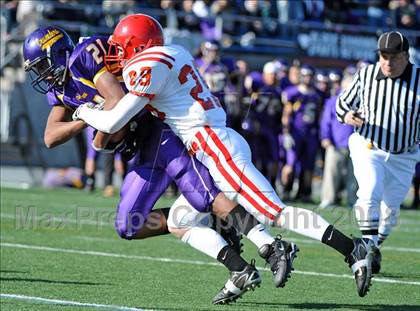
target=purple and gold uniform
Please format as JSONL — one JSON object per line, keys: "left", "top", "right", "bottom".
{"left": 254, "top": 85, "right": 282, "bottom": 160}
{"left": 45, "top": 36, "right": 123, "bottom": 161}
{"left": 47, "top": 36, "right": 220, "bottom": 239}
{"left": 282, "top": 85, "right": 321, "bottom": 171}
{"left": 115, "top": 112, "right": 220, "bottom": 238}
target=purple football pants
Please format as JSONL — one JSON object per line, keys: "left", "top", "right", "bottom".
{"left": 115, "top": 123, "right": 220, "bottom": 239}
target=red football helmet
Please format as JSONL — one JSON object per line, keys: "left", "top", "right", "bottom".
{"left": 105, "top": 14, "right": 164, "bottom": 73}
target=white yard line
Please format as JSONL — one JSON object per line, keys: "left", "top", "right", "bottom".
{"left": 2, "top": 211, "right": 420, "bottom": 252}
{"left": 0, "top": 293, "right": 152, "bottom": 311}
{"left": 0, "top": 213, "right": 112, "bottom": 227}
{"left": 288, "top": 238, "right": 420, "bottom": 253}
{"left": 2, "top": 242, "right": 420, "bottom": 286}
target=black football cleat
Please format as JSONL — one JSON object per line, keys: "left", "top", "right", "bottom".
{"left": 258, "top": 236, "right": 299, "bottom": 288}
{"left": 372, "top": 246, "right": 382, "bottom": 274}
{"left": 212, "top": 260, "right": 261, "bottom": 305}
{"left": 345, "top": 238, "right": 374, "bottom": 297}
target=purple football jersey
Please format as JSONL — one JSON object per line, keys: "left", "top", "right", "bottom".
{"left": 283, "top": 85, "right": 322, "bottom": 135}
{"left": 46, "top": 36, "right": 126, "bottom": 109}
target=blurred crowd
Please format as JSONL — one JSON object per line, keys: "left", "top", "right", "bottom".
{"left": 1, "top": 0, "right": 419, "bottom": 40}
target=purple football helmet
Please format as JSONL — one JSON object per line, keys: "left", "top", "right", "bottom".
{"left": 22, "top": 26, "right": 74, "bottom": 94}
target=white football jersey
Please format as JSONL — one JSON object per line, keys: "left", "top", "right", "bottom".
{"left": 122, "top": 45, "right": 226, "bottom": 143}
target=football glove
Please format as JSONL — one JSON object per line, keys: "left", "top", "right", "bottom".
{"left": 72, "top": 102, "right": 104, "bottom": 121}
{"left": 91, "top": 120, "right": 139, "bottom": 162}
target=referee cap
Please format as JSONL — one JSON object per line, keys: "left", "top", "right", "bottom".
{"left": 377, "top": 31, "right": 409, "bottom": 54}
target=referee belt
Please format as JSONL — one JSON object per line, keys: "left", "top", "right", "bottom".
{"left": 366, "top": 142, "right": 418, "bottom": 154}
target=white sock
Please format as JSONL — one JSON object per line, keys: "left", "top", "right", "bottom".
{"left": 277, "top": 206, "right": 330, "bottom": 241}
{"left": 246, "top": 223, "right": 275, "bottom": 249}
{"left": 181, "top": 226, "right": 228, "bottom": 259}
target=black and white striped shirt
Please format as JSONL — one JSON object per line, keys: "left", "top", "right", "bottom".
{"left": 336, "top": 62, "right": 419, "bottom": 153}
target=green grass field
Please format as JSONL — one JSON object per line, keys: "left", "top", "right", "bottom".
{"left": 1, "top": 187, "right": 420, "bottom": 311}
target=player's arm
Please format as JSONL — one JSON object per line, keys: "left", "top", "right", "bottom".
{"left": 92, "top": 71, "right": 127, "bottom": 148}
{"left": 44, "top": 105, "right": 86, "bottom": 148}
{"left": 77, "top": 59, "right": 169, "bottom": 134}
{"left": 336, "top": 70, "right": 363, "bottom": 126}
{"left": 76, "top": 91, "right": 148, "bottom": 134}
{"left": 281, "top": 92, "right": 293, "bottom": 133}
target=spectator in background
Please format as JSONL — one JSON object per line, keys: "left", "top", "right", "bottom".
{"left": 277, "top": 0, "right": 304, "bottom": 24}
{"left": 277, "top": 0, "right": 304, "bottom": 37}
{"left": 102, "top": 0, "right": 136, "bottom": 28}
{"left": 16, "top": 0, "right": 39, "bottom": 36}
{"left": 1, "top": 0, "right": 19, "bottom": 34}
{"left": 241, "top": 0, "right": 277, "bottom": 38}
{"left": 179, "top": 0, "right": 200, "bottom": 30}
{"left": 211, "top": 0, "right": 238, "bottom": 40}
{"left": 367, "top": 0, "right": 389, "bottom": 28}
{"left": 192, "top": 0, "right": 220, "bottom": 40}
{"left": 324, "top": 0, "right": 349, "bottom": 24}
{"left": 303, "top": 0, "right": 324, "bottom": 22}
{"left": 160, "top": 0, "right": 179, "bottom": 29}
{"left": 390, "top": 0, "right": 418, "bottom": 29}
{"left": 319, "top": 73, "right": 357, "bottom": 209}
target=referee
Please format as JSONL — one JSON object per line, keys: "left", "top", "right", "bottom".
{"left": 336, "top": 31, "right": 419, "bottom": 274}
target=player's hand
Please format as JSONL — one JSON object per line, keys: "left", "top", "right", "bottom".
{"left": 72, "top": 102, "right": 104, "bottom": 121}
{"left": 321, "top": 138, "right": 332, "bottom": 149}
{"left": 283, "top": 133, "right": 295, "bottom": 150}
{"left": 344, "top": 111, "right": 364, "bottom": 127}
{"left": 92, "top": 139, "right": 124, "bottom": 153}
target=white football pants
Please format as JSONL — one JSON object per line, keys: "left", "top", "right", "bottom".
{"left": 186, "top": 126, "right": 285, "bottom": 226}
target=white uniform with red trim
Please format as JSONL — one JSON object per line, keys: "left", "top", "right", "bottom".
{"left": 125, "top": 45, "right": 285, "bottom": 223}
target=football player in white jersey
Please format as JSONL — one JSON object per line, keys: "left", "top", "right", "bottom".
{"left": 74, "top": 14, "right": 375, "bottom": 297}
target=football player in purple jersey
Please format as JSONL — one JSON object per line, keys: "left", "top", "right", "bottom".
{"left": 23, "top": 26, "right": 298, "bottom": 304}
{"left": 253, "top": 62, "right": 283, "bottom": 188}
{"left": 280, "top": 65, "right": 322, "bottom": 202}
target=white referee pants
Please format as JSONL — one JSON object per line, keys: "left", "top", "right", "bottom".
{"left": 348, "top": 132, "right": 419, "bottom": 241}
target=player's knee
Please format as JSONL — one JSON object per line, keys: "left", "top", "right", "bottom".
{"left": 114, "top": 213, "right": 146, "bottom": 240}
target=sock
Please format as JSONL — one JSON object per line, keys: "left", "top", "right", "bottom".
{"left": 227, "top": 205, "right": 275, "bottom": 249}
{"left": 321, "top": 225, "right": 354, "bottom": 257}
{"left": 247, "top": 224, "right": 275, "bottom": 249}
{"left": 378, "top": 233, "right": 388, "bottom": 246}
{"left": 217, "top": 245, "right": 248, "bottom": 272}
{"left": 181, "top": 226, "right": 228, "bottom": 259}
{"left": 361, "top": 229, "right": 379, "bottom": 246}
{"left": 228, "top": 205, "right": 259, "bottom": 235}
{"left": 277, "top": 206, "right": 330, "bottom": 241}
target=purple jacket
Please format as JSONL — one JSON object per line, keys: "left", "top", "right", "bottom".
{"left": 320, "top": 95, "right": 354, "bottom": 148}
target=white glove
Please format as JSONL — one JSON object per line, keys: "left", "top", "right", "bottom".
{"left": 91, "top": 139, "right": 124, "bottom": 153}
{"left": 72, "top": 102, "right": 104, "bottom": 121}
{"left": 283, "top": 133, "right": 295, "bottom": 150}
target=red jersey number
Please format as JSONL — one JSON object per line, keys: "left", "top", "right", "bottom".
{"left": 178, "top": 64, "right": 220, "bottom": 111}
{"left": 128, "top": 66, "right": 152, "bottom": 87}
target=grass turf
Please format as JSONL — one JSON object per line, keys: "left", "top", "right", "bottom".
{"left": 1, "top": 187, "right": 420, "bottom": 310}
